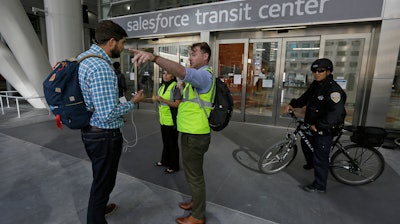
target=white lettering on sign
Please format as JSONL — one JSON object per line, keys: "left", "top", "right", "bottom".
{"left": 116, "top": 0, "right": 384, "bottom": 37}
{"left": 127, "top": 13, "right": 190, "bottom": 33}
{"left": 259, "top": 0, "right": 330, "bottom": 19}
{"left": 195, "top": 3, "right": 252, "bottom": 25}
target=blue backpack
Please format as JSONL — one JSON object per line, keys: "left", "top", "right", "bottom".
{"left": 43, "top": 54, "right": 105, "bottom": 129}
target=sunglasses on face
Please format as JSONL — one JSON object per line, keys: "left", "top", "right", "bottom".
{"left": 312, "top": 69, "right": 327, "bottom": 73}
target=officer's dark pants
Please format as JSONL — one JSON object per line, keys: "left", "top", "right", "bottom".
{"left": 81, "top": 127, "right": 123, "bottom": 224}
{"left": 160, "top": 124, "right": 180, "bottom": 170}
{"left": 181, "top": 133, "right": 210, "bottom": 220}
{"left": 301, "top": 138, "right": 314, "bottom": 167}
{"left": 312, "top": 133, "right": 333, "bottom": 190}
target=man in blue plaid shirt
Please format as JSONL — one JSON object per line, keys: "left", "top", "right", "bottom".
{"left": 78, "top": 20, "right": 144, "bottom": 224}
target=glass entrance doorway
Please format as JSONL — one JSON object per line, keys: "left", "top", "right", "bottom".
{"left": 219, "top": 34, "right": 370, "bottom": 126}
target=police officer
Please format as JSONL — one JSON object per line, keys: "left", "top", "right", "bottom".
{"left": 284, "top": 58, "right": 346, "bottom": 193}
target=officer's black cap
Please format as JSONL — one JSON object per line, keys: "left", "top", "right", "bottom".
{"left": 311, "top": 58, "right": 333, "bottom": 72}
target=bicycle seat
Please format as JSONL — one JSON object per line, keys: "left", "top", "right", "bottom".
{"left": 343, "top": 125, "right": 357, "bottom": 132}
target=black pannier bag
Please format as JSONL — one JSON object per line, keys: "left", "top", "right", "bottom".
{"left": 350, "top": 126, "right": 388, "bottom": 147}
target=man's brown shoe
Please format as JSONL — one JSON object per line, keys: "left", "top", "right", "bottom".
{"left": 176, "top": 215, "right": 205, "bottom": 224}
{"left": 105, "top": 203, "right": 117, "bottom": 217}
{"left": 179, "top": 201, "right": 193, "bottom": 210}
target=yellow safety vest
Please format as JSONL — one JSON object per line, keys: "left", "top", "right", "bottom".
{"left": 158, "top": 81, "right": 177, "bottom": 126}
{"left": 177, "top": 67, "right": 215, "bottom": 134}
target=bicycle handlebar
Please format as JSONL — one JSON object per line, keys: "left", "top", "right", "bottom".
{"left": 287, "top": 110, "right": 310, "bottom": 129}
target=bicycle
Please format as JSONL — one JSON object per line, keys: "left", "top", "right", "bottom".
{"left": 258, "top": 110, "right": 386, "bottom": 186}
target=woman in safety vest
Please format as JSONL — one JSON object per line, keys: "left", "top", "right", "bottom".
{"left": 154, "top": 70, "right": 182, "bottom": 173}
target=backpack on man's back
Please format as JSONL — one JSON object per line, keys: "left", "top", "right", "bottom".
{"left": 43, "top": 54, "right": 105, "bottom": 129}
{"left": 196, "top": 76, "right": 234, "bottom": 132}
{"left": 208, "top": 77, "right": 234, "bottom": 131}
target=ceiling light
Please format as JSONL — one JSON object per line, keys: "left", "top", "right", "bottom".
{"left": 261, "top": 26, "right": 307, "bottom": 31}
{"left": 139, "top": 36, "right": 165, "bottom": 40}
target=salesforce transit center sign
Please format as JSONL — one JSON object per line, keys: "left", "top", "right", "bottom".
{"left": 112, "top": 0, "right": 383, "bottom": 38}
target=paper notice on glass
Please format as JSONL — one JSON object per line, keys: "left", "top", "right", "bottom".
{"left": 130, "top": 72, "right": 135, "bottom": 80}
{"left": 262, "top": 79, "right": 273, "bottom": 88}
{"left": 234, "top": 74, "right": 242, "bottom": 84}
{"left": 335, "top": 79, "right": 347, "bottom": 90}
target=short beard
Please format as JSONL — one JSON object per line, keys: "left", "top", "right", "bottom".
{"left": 110, "top": 47, "right": 121, "bottom": 58}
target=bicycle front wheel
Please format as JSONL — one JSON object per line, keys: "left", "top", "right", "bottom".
{"left": 330, "top": 144, "right": 385, "bottom": 186}
{"left": 258, "top": 140, "right": 297, "bottom": 174}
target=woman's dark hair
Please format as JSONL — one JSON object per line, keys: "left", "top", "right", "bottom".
{"left": 191, "top": 42, "right": 212, "bottom": 62}
{"left": 95, "top": 20, "right": 128, "bottom": 45}
{"left": 113, "top": 62, "right": 120, "bottom": 70}
{"left": 161, "top": 70, "right": 177, "bottom": 84}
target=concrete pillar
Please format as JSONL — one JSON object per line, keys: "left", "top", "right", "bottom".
{"left": 0, "top": 0, "right": 49, "bottom": 108}
{"left": 365, "top": 0, "right": 400, "bottom": 127}
{"left": 44, "top": 0, "right": 84, "bottom": 65}
{"left": 0, "top": 42, "right": 40, "bottom": 104}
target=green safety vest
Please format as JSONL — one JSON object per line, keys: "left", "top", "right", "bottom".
{"left": 177, "top": 67, "right": 215, "bottom": 134}
{"left": 158, "top": 81, "right": 177, "bottom": 126}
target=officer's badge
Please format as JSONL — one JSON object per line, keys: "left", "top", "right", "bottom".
{"left": 330, "top": 92, "right": 341, "bottom": 103}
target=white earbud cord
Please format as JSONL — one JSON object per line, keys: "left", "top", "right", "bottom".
{"left": 121, "top": 110, "right": 138, "bottom": 152}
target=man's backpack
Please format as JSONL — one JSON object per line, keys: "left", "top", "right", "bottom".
{"left": 43, "top": 54, "right": 105, "bottom": 129}
{"left": 196, "top": 77, "right": 234, "bottom": 131}
{"left": 209, "top": 78, "right": 234, "bottom": 131}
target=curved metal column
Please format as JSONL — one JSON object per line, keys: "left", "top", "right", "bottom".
{"left": 0, "top": 0, "right": 49, "bottom": 108}
{"left": 0, "top": 42, "right": 41, "bottom": 106}
{"left": 44, "top": 0, "right": 84, "bottom": 65}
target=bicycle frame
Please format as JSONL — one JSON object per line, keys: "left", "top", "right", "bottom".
{"left": 288, "top": 111, "right": 347, "bottom": 158}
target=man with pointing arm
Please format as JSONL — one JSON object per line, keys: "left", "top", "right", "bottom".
{"left": 132, "top": 42, "right": 214, "bottom": 224}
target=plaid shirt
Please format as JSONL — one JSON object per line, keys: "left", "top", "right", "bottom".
{"left": 78, "top": 44, "right": 134, "bottom": 129}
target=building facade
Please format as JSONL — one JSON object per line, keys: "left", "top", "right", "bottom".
{"left": 103, "top": 0, "right": 400, "bottom": 130}
{"left": 1, "top": 0, "right": 399, "bottom": 130}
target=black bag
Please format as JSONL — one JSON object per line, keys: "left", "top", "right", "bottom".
{"left": 208, "top": 78, "right": 234, "bottom": 131}
{"left": 43, "top": 54, "right": 105, "bottom": 129}
{"left": 350, "top": 126, "right": 387, "bottom": 147}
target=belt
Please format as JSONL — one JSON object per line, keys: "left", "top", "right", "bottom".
{"left": 82, "top": 125, "right": 120, "bottom": 133}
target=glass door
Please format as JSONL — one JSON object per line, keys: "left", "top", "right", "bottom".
{"left": 276, "top": 37, "right": 321, "bottom": 125}
{"left": 321, "top": 34, "right": 370, "bottom": 126}
{"left": 386, "top": 48, "right": 400, "bottom": 130}
{"left": 217, "top": 34, "right": 370, "bottom": 126}
{"left": 217, "top": 40, "right": 248, "bottom": 122}
{"left": 245, "top": 39, "right": 282, "bottom": 124}
{"left": 135, "top": 47, "right": 156, "bottom": 109}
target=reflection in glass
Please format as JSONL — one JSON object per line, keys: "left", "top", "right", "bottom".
{"left": 245, "top": 42, "right": 278, "bottom": 117}
{"left": 218, "top": 43, "right": 244, "bottom": 113}
{"left": 324, "top": 38, "right": 365, "bottom": 124}
{"left": 386, "top": 48, "right": 400, "bottom": 129}
{"left": 137, "top": 48, "right": 155, "bottom": 103}
{"left": 280, "top": 40, "right": 320, "bottom": 118}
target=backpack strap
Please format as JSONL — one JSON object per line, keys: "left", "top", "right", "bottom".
{"left": 77, "top": 54, "right": 106, "bottom": 63}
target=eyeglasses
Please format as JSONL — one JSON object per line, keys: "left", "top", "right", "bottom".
{"left": 312, "top": 69, "right": 326, "bottom": 73}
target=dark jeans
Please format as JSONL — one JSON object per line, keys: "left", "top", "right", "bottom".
{"left": 312, "top": 133, "right": 333, "bottom": 189}
{"left": 81, "top": 127, "right": 123, "bottom": 224}
{"left": 160, "top": 124, "right": 180, "bottom": 170}
{"left": 301, "top": 138, "right": 314, "bottom": 166}
{"left": 181, "top": 133, "right": 210, "bottom": 220}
